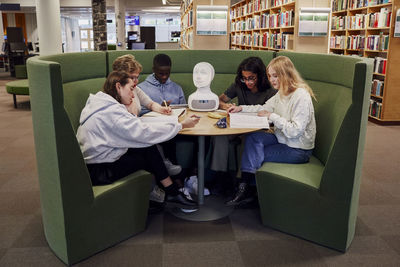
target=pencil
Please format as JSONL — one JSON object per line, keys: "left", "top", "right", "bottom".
{"left": 163, "top": 100, "right": 168, "bottom": 107}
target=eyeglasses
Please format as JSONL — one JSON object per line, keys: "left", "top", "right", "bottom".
{"left": 240, "top": 76, "right": 257, "bottom": 83}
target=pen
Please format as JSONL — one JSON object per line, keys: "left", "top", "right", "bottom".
{"left": 160, "top": 96, "right": 168, "bottom": 107}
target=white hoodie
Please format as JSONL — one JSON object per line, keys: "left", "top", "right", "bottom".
{"left": 76, "top": 91, "right": 182, "bottom": 164}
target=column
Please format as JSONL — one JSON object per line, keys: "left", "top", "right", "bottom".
{"left": 115, "top": 0, "right": 126, "bottom": 50}
{"left": 0, "top": 12, "right": 4, "bottom": 51}
{"left": 35, "top": 0, "right": 62, "bottom": 55}
{"left": 92, "top": 0, "right": 107, "bottom": 51}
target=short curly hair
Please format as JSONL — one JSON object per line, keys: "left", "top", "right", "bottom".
{"left": 112, "top": 54, "right": 143, "bottom": 73}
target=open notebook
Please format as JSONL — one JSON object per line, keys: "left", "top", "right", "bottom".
{"left": 142, "top": 108, "right": 186, "bottom": 118}
{"left": 229, "top": 112, "right": 269, "bottom": 129}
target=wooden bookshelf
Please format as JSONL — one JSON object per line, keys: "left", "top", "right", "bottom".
{"left": 180, "top": 0, "right": 230, "bottom": 50}
{"left": 230, "top": 0, "right": 296, "bottom": 50}
{"left": 330, "top": 0, "right": 400, "bottom": 122}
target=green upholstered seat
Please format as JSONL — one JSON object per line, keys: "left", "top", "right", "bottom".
{"left": 5, "top": 79, "right": 29, "bottom": 108}
{"left": 27, "top": 53, "right": 152, "bottom": 265}
{"left": 15, "top": 64, "right": 28, "bottom": 78}
{"left": 255, "top": 51, "right": 373, "bottom": 252}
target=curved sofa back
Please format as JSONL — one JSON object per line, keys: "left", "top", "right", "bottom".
{"left": 107, "top": 50, "right": 276, "bottom": 102}
{"left": 278, "top": 51, "right": 372, "bottom": 202}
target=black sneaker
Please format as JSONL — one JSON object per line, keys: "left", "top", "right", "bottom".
{"left": 166, "top": 191, "right": 198, "bottom": 209}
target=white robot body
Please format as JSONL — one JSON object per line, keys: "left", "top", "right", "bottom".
{"left": 188, "top": 90, "right": 219, "bottom": 111}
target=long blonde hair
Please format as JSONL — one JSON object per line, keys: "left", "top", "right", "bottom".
{"left": 267, "top": 56, "right": 316, "bottom": 100}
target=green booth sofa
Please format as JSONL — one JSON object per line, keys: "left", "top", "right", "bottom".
{"left": 26, "top": 50, "right": 372, "bottom": 264}
{"left": 256, "top": 52, "right": 372, "bottom": 252}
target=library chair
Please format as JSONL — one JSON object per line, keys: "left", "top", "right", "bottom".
{"left": 27, "top": 53, "right": 152, "bottom": 265}
{"left": 255, "top": 51, "right": 373, "bottom": 252}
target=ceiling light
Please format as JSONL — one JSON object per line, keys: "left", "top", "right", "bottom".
{"left": 162, "top": 0, "right": 167, "bottom": 5}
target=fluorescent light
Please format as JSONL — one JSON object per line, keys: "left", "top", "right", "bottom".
{"left": 141, "top": 9, "right": 179, "bottom": 13}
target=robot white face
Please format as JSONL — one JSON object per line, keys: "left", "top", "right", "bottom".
{"left": 193, "top": 62, "right": 215, "bottom": 88}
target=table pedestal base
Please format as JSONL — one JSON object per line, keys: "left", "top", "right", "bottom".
{"left": 167, "top": 195, "right": 234, "bottom": 221}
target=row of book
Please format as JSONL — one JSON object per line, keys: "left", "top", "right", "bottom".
{"left": 349, "top": 0, "right": 390, "bottom": 9}
{"left": 368, "top": 8, "right": 392, "bottom": 28}
{"left": 373, "top": 57, "right": 387, "bottom": 74}
{"left": 180, "top": 31, "right": 193, "bottom": 49}
{"left": 231, "top": 32, "right": 294, "bottom": 49}
{"left": 330, "top": 35, "right": 346, "bottom": 49}
{"left": 366, "top": 34, "right": 389, "bottom": 50}
{"left": 332, "top": 14, "right": 367, "bottom": 30}
{"left": 369, "top": 99, "right": 382, "bottom": 118}
{"left": 231, "top": 10, "right": 294, "bottom": 31}
{"left": 254, "top": 0, "right": 269, "bottom": 12}
{"left": 181, "top": 10, "right": 193, "bottom": 30}
{"left": 332, "top": 0, "right": 349, "bottom": 12}
{"left": 330, "top": 34, "right": 388, "bottom": 50}
{"left": 371, "top": 79, "right": 384, "bottom": 96}
{"left": 347, "top": 35, "right": 365, "bottom": 49}
{"left": 231, "top": 0, "right": 294, "bottom": 19}
{"left": 331, "top": 8, "right": 392, "bottom": 31}
{"left": 333, "top": 0, "right": 390, "bottom": 12}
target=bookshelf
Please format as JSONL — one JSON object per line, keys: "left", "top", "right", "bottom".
{"left": 230, "top": 0, "right": 296, "bottom": 51}
{"left": 180, "top": 0, "right": 230, "bottom": 50}
{"left": 330, "top": 0, "right": 400, "bottom": 122}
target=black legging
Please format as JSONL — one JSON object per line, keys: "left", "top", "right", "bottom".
{"left": 87, "top": 145, "right": 169, "bottom": 186}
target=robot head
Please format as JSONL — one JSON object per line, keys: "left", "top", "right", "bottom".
{"left": 193, "top": 62, "right": 215, "bottom": 88}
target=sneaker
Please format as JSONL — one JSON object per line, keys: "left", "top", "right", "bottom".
{"left": 179, "top": 187, "right": 198, "bottom": 213}
{"left": 179, "top": 186, "right": 193, "bottom": 201}
{"left": 164, "top": 159, "right": 182, "bottom": 176}
{"left": 184, "top": 176, "right": 210, "bottom": 196}
{"left": 165, "top": 192, "right": 198, "bottom": 208}
{"left": 149, "top": 185, "right": 165, "bottom": 203}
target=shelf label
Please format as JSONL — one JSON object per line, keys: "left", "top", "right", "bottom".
{"left": 395, "top": 9, "right": 400, "bottom": 38}
{"left": 299, "top": 8, "right": 330, "bottom": 37}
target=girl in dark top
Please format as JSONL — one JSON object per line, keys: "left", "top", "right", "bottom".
{"left": 210, "top": 57, "right": 277, "bottom": 189}
{"left": 219, "top": 57, "right": 277, "bottom": 109}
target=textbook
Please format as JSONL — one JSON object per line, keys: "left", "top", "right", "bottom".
{"left": 229, "top": 112, "right": 269, "bottom": 129}
{"left": 143, "top": 108, "right": 186, "bottom": 118}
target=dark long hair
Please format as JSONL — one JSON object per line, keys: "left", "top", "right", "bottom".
{"left": 103, "top": 71, "right": 131, "bottom": 103}
{"left": 235, "top": 57, "right": 271, "bottom": 92}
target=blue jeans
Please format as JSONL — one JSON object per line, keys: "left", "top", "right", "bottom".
{"left": 241, "top": 132, "right": 313, "bottom": 175}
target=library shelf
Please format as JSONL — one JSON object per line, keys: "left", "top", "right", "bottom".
{"left": 330, "top": 0, "right": 400, "bottom": 122}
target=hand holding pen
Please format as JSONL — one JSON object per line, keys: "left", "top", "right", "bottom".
{"left": 159, "top": 97, "right": 172, "bottom": 115}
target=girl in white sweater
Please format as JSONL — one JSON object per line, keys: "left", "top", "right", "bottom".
{"left": 226, "top": 56, "right": 316, "bottom": 206}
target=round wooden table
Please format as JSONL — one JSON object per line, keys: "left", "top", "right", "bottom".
{"left": 168, "top": 109, "right": 260, "bottom": 221}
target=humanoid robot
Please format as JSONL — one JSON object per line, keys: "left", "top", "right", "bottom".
{"left": 188, "top": 62, "right": 219, "bottom": 111}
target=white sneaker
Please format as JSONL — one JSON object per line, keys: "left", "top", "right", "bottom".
{"left": 164, "top": 159, "right": 182, "bottom": 176}
{"left": 149, "top": 185, "right": 165, "bottom": 203}
{"left": 184, "top": 176, "right": 210, "bottom": 196}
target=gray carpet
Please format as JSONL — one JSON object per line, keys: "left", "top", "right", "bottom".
{"left": 1, "top": 73, "right": 400, "bottom": 266}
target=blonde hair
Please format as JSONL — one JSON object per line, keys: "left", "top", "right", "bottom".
{"left": 267, "top": 56, "right": 316, "bottom": 100}
{"left": 112, "top": 54, "right": 143, "bottom": 73}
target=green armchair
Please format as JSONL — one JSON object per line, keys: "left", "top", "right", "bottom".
{"left": 27, "top": 53, "right": 152, "bottom": 265}
{"left": 255, "top": 51, "right": 373, "bottom": 251}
